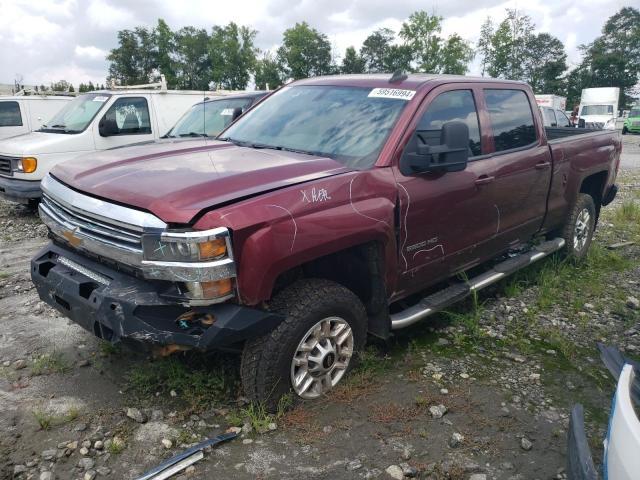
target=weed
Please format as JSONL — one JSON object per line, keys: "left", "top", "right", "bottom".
{"left": 32, "top": 408, "right": 79, "bottom": 430}
{"left": 125, "top": 353, "right": 237, "bottom": 410}
{"left": 107, "top": 437, "right": 126, "bottom": 454}
{"left": 99, "top": 341, "right": 120, "bottom": 356}
{"left": 241, "top": 403, "right": 273, "bottom": 432}
{"left": 31, "top": 352, "right": 70, "bottom": 376}
{"left": 175, "top": 429, "right": 196, "bottom": 445}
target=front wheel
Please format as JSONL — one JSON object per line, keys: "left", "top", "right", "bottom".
{"left": 622, "top": 126, "right": 628, "bottom": 135}
{"left": 560, "top": 193, "right": 596, "bottom": 261}
{"left": 241, "top": 279, "right": 367, "bottom": 408}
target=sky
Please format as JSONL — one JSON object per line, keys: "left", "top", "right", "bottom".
{"left": 0, "top": 0, "right": 633, "bottom": 88}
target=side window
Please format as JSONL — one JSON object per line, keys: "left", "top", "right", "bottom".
{"left": 485, "top": 89, "right": 536, "bottom": 152}
{"left": 555, "top": 110, "right": 571, "bottom": 127}
{"left": 102, "top": 97, "right": 151, "bottom": 135}
{"left": 417, "top": 90, "right": 482, "bottom": 156}
{"left": 0, "top": 101, "right": 23, "bottom": 127}
{"left": 541, "top": 108, "right": 557, "bottom": 127}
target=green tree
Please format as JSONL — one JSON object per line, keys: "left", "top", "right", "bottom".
{"left": 254, "top": 52, "right": 282, "bottom": 90}
{"left": 487, "top": 9, "right": 534, "bottom": 80}
{"left": 575, "top": 7, "right": 640, "bottom": 108}
{"left": 360, "top": 28, "right": 394, "bottom": 73}
{"left": 107, "top": 30, "right": 144, "bottom": 85}
{"left": 477, "top": 18, "right": 494, "bottom": 76}
{"left": 398, "top": 11, "right": 474, "bottom": 74}
{"left": 68, "top": 84, "right": 75, "bottom": 92}
{"left": 210, "top": 22, "right": 258, "bottom": 89}
{"left": 384, "top": 45, "right": 414, "bottom": 73}
{"left": 399, "top": 11, "right": 443, "bottom": 73}
{"left": 277, "top": 22, "right": 333, "bottom": 79}
{"left": 341, "top": 46, "right": 365, "bottom": 74}
{"left": 50, "top": 80, "right": 71, "bottom": 92}
{"left": 523, "top": 33, "right": 567, "bottom": 94}
{"left": 441, "top": 34, "right": 475, "bottom": 75}
{"left": 154, "top": 19, "right": 177, "bottom": 87}
{"left": 174, "top": 26, "right": 211, "bottom": 90}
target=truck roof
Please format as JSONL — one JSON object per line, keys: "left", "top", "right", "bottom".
{"left": 85, "top": 89, "right": 252, "bottom": 97}
{"left": 294, "top": 73, "right": 529, "bottom": 90}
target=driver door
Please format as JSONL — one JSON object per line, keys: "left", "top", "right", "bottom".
{"left": 93, "top": 96, "right": 155, "bottom": 150}
{"left": 392, "top": 86, "right": 497, "bottom": 297}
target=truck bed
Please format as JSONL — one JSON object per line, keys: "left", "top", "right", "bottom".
{"left": 545, "top": 126, "right": 609, "bottom": 142}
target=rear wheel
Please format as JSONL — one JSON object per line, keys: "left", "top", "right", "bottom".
{"left": 560, "top": 193, "right": 596, "bottom": 261}
{"left": 241, "top": 279, "right": 367, "bottom": 409}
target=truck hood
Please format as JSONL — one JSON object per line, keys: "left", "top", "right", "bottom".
{"left": 51, "top": 139, "right": 352, "bottom": 224}
{"left": 0, "top": 131, "right": 91, "bottom": 156}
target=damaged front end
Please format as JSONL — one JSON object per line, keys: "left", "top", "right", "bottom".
{"left": 31, "top": 174, "right": 283, "bottom": 352}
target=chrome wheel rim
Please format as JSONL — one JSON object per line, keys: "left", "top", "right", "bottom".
{"left": 290, "top": 317, "right": 354, "bottom": 399}
{"left": 573, "top": 208, "right": 591, "bottom": 252}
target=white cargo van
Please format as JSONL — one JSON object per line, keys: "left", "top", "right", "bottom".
{"left": 535, "top": 94, "right": 566, "bottom": 111}
{"left": 0, "top": 88, "right": 223, "bottom": 204}
{"left": 0, "top": 94, "right": 72, "bottom": 140}
{"left": 578, "top": 87, "right": 620, "bottom": 130}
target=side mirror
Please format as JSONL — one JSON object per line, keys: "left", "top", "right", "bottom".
{"left": 231, "top": 107, "right": 243, "bottom": 122}
{"left": 98, "top": 117, "right": 119, "bottom": 137}
{"left": 400, "top": 121, "right": 470, "bottom": 176}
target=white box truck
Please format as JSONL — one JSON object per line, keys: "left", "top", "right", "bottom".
{"left": 578, "top": 87, "right": 620, "bottom": 130}
{"left": 535, "top": 94, "right": 566, "bottom": 111}
{"left": 0, "top": 94, "right": 72, "bottom": 140}
{"left": 0, "top": 84, "right": 229, "bottom": 204}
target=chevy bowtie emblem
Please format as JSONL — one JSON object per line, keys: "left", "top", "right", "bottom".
{"left": 62, "top": 227, "right": 82, "bottom": 247}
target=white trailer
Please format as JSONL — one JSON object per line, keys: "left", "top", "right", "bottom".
{"left": 535, "top": 94, "right": 566, "bottom": 111}
{"left": 578, "top": 87, "right": 620, "bottom": 130}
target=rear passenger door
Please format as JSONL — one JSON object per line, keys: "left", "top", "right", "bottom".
{"left": 0, "top": 100, "right": 27, "bottom": 139}
{"left": 393, "top": 86, "right": 498, "bottom": 294}
{"left": 483, "top": 88, "right": 552, "bottom": 246}
{"left": 93, "top": 96, "right": 155, "bottom": 150}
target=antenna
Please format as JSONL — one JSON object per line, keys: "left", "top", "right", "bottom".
{"left": 389, "top": 70, "right": 408, "bottom": 84}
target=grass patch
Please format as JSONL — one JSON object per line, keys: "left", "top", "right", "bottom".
{"left": 125, "top": 353, "right": 238, "bottom": 411}
{"left": 99, "top": 341, "right": 120, "bottom": 356}
{"left": 107, "top": 437, "right": 126, "bottom": 454}
{"left": 32, "top": 408, "right": 79, "bottom": 430}
{"left": 31, "top": 352, "right": 71, "bottom": 376}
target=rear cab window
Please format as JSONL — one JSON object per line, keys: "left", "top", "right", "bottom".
{"left": 485, "top": 89, "right": 537, "bottom": 152}
{"left": 417, "top": 90, "right": 482, "bottom": 157}
{"left": 0, "top": 101, "right": 23, "bottom": 127}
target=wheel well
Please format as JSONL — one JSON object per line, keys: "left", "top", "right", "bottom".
{"left": 579, "top": 171, "right": 607, "bottom": 218}
{"left": 272, "top": 241, "right": 388, "bottom": 317}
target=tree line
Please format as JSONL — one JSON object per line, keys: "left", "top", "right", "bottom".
{"left": 83, "top": 7, "right": 639, "bottom": 109}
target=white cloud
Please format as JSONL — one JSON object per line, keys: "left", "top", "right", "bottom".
{"left": 0, "top": 0, "right": 631, "bottom": 87}
{"left": 74, "top": 45, "right": 108, "bottom": 60}
{"left": 86, "top": 0, "right": 136, "bottom": 30}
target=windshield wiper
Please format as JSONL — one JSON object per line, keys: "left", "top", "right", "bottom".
{"left": 178, "top": 132, "right": 209, "bottom": 137}
{"left": 50, "top": 124, "right": 67, "bottom": 129}
{"left": 221, "top": 137, "right": 270, "bottom": 149}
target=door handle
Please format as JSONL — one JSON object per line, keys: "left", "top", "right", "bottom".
{"left": 535, "top": 161, "right": 551, "bottom": 169}
{"left": 474, "top": 175, "right": 495, "bottom": 186}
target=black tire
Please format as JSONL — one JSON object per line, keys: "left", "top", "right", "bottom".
{"left": 560, "top": 193, "right": 596, "bottom": 261}
{"left": 622, "top": 126, "right": 628, "bottom": 135}
{"left": 241, "top": 278, "right": 367, "bottom": 409}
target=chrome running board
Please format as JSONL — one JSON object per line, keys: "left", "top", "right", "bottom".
{"left": 390, "top": 238, "right": 565, "bottom": 330}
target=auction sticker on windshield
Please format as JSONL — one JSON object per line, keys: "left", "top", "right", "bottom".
{"left": 92, "top": 96, "right": 109, "bottom": 102}
{"left": 220, "top": 108, "right": 234, "bottom": 116}
{"left": 368, "top": 88, "right": 416, "bottom": 101}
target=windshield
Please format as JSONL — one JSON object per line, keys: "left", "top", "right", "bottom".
{"left": 168, "top": 97, "right": 254, "bottom": 137}
{"left": 40, "top": 93, "right": 110, "bottom": 133}
{"left": 581, "top": 104, "right": 613, "bottom": 116}
{"left": 221, "top": 85, "right": 411, "bottom": 169}
{"left": 629, "top": 109, "right": 640, "bottom": 118}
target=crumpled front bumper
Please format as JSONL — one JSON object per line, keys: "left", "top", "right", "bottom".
{"left": 30, "top": 242, "right": 283, "bottom": 350}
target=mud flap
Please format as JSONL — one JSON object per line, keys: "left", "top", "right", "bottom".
{"left": 566, "top": 404, "right": 598, "bottom": 480}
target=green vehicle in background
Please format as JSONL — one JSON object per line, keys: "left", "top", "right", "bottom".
{"left": 622, "top": 107, "right": 640, "bottom": 134}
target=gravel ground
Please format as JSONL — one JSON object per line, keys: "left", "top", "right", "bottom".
{"left": 0, "top": 135, "right": 638, "bottom": 480}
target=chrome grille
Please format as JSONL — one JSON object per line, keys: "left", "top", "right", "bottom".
{"left": 41, "top": 193, "right": 143, "bottom": 252}
{"left": 0, "top": 155, "right": 16, "bottom": 176}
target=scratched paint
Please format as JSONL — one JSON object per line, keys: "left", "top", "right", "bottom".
{"left": 266, "top": 204, "right": 298, "bottom": 252}
{"left": 301, "top": 186, "right": 332, "bottom": 203}
{"left": 348, "top": 176, "right": 390, "bottom": 227}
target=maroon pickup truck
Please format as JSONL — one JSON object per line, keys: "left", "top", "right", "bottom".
{"left": 31, "top": 74, "right": 621, "bottom": 405}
